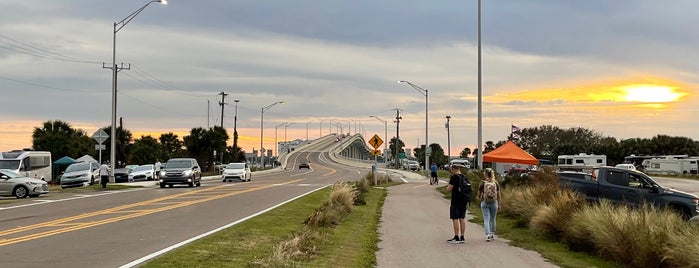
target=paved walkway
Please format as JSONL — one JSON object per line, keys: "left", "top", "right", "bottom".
{"left": 377, "top": 171, "right": 558, "bottom": 268}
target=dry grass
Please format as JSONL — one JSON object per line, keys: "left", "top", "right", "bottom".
{"left": 329, "top": 182, "right": 356, "bottom": 214}
{"left": 563, "top": 201, "right": 699, "bottom": 267}
{"left": 529, "top": 189, "right": 584, "bottom": 239}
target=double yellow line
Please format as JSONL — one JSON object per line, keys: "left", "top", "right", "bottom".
{"left": 0, "top": 179, "right": 302, "bottom": 247}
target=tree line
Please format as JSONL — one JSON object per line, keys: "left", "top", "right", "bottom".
{"left": 31, "top": 120, "right": 245, "bottom": 171}
{"left": 388, "top": 124, "right": 699, "bottom": 168}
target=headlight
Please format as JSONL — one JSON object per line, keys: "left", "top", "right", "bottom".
{"left": 183, "top": 170, "right": 192, "bottom": 176}
{"left": 27, "top": 181, "right": 39, "bottom": 185}
{"left": 160, "top": 171, "right": 166, "bottom": 176}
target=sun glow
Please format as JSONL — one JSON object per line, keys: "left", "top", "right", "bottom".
{"left": 620, "top": 84, "right": 684, "bottom": 103}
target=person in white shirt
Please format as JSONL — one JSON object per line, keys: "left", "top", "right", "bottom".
{"left": 99, "top": 163, "right": 110, "bottom": 188}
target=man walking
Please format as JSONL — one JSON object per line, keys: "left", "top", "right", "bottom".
{"left": 430, "top": 163, "right": 438, "bottom": 185}
{"left": 99, "top": 162, "right": 110, "bottom": 188}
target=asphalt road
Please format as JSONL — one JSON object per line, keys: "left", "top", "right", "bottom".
{"left": 0, "top": 136, "right": 368, "bottom": 268}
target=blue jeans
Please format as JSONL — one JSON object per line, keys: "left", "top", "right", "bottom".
{"left": 480, "top": 200, "right": 498, "bottom": 235}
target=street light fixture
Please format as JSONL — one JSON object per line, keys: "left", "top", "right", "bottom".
{"left": 107, "top": 0, "right": 166, "bottom": 180}
{"left": 399, "top": 80, "right": 429, "bottom": 176}
{"left": 260, "top": 101, "right": 284, "bottom": 168}
{"left": 369, "top": 115, "right": 388, "bottom": 159}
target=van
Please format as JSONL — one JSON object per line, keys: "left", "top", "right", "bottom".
{"left": 60, "top": 161, "right": 100, "bottom": 188}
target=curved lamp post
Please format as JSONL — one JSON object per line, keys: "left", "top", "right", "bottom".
{"left": 260, "top": 101, "right": 284, "bottom": 168}
{"left": 399, "top": 80, "right": 429, "bottom": 176}
{"left": 109, "top": 0, "right": 166, "bottom": 180}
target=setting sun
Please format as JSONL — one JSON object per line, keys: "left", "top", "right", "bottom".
{"left": 620, "top": 84, "right": 685, "bottom": 103}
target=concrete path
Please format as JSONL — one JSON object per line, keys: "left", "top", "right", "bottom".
{"left": 377, "top": 171, "right": 558, "bottom": 268}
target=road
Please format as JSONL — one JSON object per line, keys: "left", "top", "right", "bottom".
{"left": 0, "top": 135, "right": 368, "bottom": 268}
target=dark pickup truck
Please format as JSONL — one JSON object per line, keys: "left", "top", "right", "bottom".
{"left": 559, "top": 166, "right": 699, "bottom": 219}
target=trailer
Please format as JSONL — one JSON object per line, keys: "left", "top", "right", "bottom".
{"left": 0, "top": 149, "right": 52, "bottom": 181}
{"left": 557, "top": 153, "right": 606, "bottom": 172}
{"left": 642, "top": 157, "right": 698, "bottom": 175}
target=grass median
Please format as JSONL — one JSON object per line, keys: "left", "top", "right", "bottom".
{"left": 142, "top": 181, "right": 389, "bottom": 267}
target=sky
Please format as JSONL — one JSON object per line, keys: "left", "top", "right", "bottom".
{"left": 1, "top": 0, "right": 698, "bottom": 157}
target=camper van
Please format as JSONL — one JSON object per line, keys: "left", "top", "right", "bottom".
{"left": 0, "top": 149, "right": 52, "bottom": 181}
{"left": 642, "top": 157, "right": 698, "bottom": 175}
{"left": 557, "top": 153, "right": 606, "bottom": 172}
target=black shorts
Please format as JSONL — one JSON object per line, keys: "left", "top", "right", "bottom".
{"left": 430, "top": 172, "right": 437, "bottom": 178}
{"left": 450, "top": 203, "right": 468, "bottom": 219}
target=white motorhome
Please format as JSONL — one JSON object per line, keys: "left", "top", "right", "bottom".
{"left": 642, "top": 157, "right": 698, "bottom": 175}
{"left": 0, "top": 149, "right": 52, "bottom": 181}
{"left": 557, "top": 153, "right": 606, "bottom": 171}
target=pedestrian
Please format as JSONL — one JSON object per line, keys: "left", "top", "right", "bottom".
{"left": 99, "top": 162, "right": 110, "bottom": 188}
{"left": 430, "top": 162, "right": 438, "bottom": 185}
{"left": 446, "top": 164, "right": 468, "bottom": 244}
{"left": 478, "top": 168, "right": 501, "bottom": 242}
{"left": 154, "top": 161, "right": 161, "bottom": 180}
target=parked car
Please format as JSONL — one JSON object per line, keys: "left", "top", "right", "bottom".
{"left": 299, "top": 160, "right": 310, "bottom": 169}
{"left": 221, "top": 162, "right": 251, "bottom": 182}
{"left": 113, "top": 168, "right": 132, "bottom": 183}
{"left": 60, "top": 161, "right": 100, "bottom": 188}
{"left": 128, "top": 164, "right": 156, "bottom": 181}
{"left": 614, "top": 164, "right": 637, "bottom": 170}
{"left": 0, "top": 169, "right": 49, "bottom": 198}
{"left": 159, "top": 158, "right": 202, "bottom": 188}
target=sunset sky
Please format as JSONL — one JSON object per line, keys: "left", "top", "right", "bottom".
{"left": 1, "top": 1, "right": 698, "bottom": 157}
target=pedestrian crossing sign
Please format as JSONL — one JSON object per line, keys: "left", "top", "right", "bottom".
{"left": 369, "top": 134, "right": 383, "bottom": 149}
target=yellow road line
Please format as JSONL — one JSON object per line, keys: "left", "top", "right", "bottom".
{"left": 0, "top": 179, "right": 302, "bottom": 246}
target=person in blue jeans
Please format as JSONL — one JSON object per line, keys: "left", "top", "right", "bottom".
{"left": 478, "top": 168, "right": 501, "bottom": 242}
{"left": 430, "top": 163, "right": 438, "bottom": 185}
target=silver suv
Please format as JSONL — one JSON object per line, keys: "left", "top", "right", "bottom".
{"left": 159, "top": 158, "right": 202, "bottom": 188}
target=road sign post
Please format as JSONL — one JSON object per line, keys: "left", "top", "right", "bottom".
{"left": 369, "top": 134, "right": 384, "bottom": 186}
{"left": 92, "top": 129, "right": 110, "bottom": 165}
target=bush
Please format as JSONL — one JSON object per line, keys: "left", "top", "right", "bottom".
{"left": 529, "top": 189, "right": 584, "bottom": 239}
{"left": 329, "top": 182, "right": 356, "bottom": 214}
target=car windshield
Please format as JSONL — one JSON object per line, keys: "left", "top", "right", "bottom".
{"left": 65, "top": 162, "right": 90, "bottom": 172}
{"left": 0, "top": 160, "right": 20, "bottom": 170}
{"left": 225, "top": 163, "right": 245, "bottom": 169}
{"left": 166, "top": 160, "right": 192, "bottom": 168}
{"left": 0, "top": 169, "right": 22, "bottom": 178}
{"left": 133, "top": 165, "right": 153, "bottom": 172}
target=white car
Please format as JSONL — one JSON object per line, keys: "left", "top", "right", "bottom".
{"left": 60, "top": 161, "right": 100, "bottom": 188}
{"left": 221, "top": 162, "right": 251, "bottom": 182}
{"left": 128, "top": 164, "right": 156, "bottom": 181}
{"left": 614, "top": 164, "right": 637, "bottom": 170}
{"left": 0, "top": 169, "right": 49, "bottom": 198}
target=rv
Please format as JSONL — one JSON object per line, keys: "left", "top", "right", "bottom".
{"left": 0, "top": 149, "right": 52, "bottom": 181}
{"left": 557, "top": 153, "right": 606, "bottom": 172}
{"left": 642, "top": 157, "right": 698, "bottom": 175}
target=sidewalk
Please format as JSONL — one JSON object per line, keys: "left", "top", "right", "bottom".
{"left": 376, "top": 171, "right": 558, "bottom": 268}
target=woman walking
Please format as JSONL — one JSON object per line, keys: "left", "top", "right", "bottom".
{"left": 478, "top": 168, "right": 501, "bottom": 241}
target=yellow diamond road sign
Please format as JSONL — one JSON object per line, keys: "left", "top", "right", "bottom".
{"left": 371, "top": 150, "right": 381, "bottom": 155}
{"left": 369, "top": 134, "right": 383, "bottom": 149}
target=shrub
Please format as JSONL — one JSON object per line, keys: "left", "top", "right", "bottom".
{"left": 329, "top": 182, "right": 356, "bottom": 214}
{"left": 529, "top": 189, "right": 584, "bottom": 239}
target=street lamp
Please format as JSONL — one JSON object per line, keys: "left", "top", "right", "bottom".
{"left": 370, "top": 115, "right": 388, "bottom": 160}
{"left": 446, "top": 115, "right": 451, "bottom": 162}
{"left": 274, "top": 122, "right": 288, "bottom": 158}
{"left": 399, "top": 80, "right": 429, "bottom": 175}
{"left": 233, "top": 99, "right": 240, "bottom": 162}
{"left": 107, "top": 0, "right": 166, "bottom": 180}
{"left": 260, "top": 101, "right": 284, "bottom": 168}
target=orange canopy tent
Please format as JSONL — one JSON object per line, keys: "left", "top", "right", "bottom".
{"left": 483, "top": 141, "right": 538, "bottom": 165}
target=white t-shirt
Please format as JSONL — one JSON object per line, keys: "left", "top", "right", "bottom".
{"left": 99, "top": 164, "right": 110, "bottom": 176}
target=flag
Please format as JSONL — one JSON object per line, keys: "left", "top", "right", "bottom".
{"left": 511, "top": 125, "right": 521, "bottom": 140}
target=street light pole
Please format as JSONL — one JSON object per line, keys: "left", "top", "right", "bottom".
{"left": 399, "top": 80, "right": 429, "bottom": 175}
{"left": 284, "top": 123, "right": 295, "bottom": 153}
{"left": 260, "top": 101, "right": 284, "bottom": 168}
{"left": 107, "top": 0, "right": 166, "bottom": 181}
{"left": 233, "top": 99, "right": 239, "bottom": 162}
{"left": 477, "top": 0, "right": 483, "bottom": 170}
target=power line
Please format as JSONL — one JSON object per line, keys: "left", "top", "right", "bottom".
{"left": 0, "top": 34, "right": 101, "bottom": 64}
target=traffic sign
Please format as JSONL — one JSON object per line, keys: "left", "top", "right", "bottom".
{"left": 92, "top": 129, "right": 109, "bottom": 144}
{"left": 371, "top": 149, "right": 381, "bottom": 155}
{"left": 95, "top": 144, "right": 106, "bottom": 150}
{"left": 369, "top": 134, "right": 383, "bottom": 149}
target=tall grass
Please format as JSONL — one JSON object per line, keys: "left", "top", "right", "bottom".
{"left": 529, "top": 189, "right": 584, "bottom": 239}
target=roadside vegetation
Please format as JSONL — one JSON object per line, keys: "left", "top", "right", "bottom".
{"left": 143, "top": 172, "right": 393, "bottom": 267}
{"left": 439, "top": 167, "right": 699, "bottom": 267}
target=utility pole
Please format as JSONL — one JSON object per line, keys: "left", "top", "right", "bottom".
{"left": 218, "top": 92, "right": 228, "bottom": 129}
{"left": 394, "top": 108, "right": 402, "bottom": 169}
{"left": 233, "top": 99, "right": 240, "bottom": 162}
{"left": 446, "top": 115, "right": 451, "bottom": 162}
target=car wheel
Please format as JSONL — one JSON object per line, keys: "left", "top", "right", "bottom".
{"left": 188, "top": 181, "right": 194, "bottom": 187}
{"left": 13, "top": 186, "right": 29, "bottom": 199}
{"left": 196, "top": 179, "right": 201, "bottom": 187}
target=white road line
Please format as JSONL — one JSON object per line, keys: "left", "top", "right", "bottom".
{"left": 119, "top": 185, "right": 330, "bottom": 268}
{"left": 0, "top": 188, "right": 148, "bottom": 211}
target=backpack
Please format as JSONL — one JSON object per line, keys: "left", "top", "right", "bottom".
{"left": 457, "top": 174, "right": 472, "bottom": 200}
{"left": 483, "top": 181, "right": 498, "bottom": 204}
